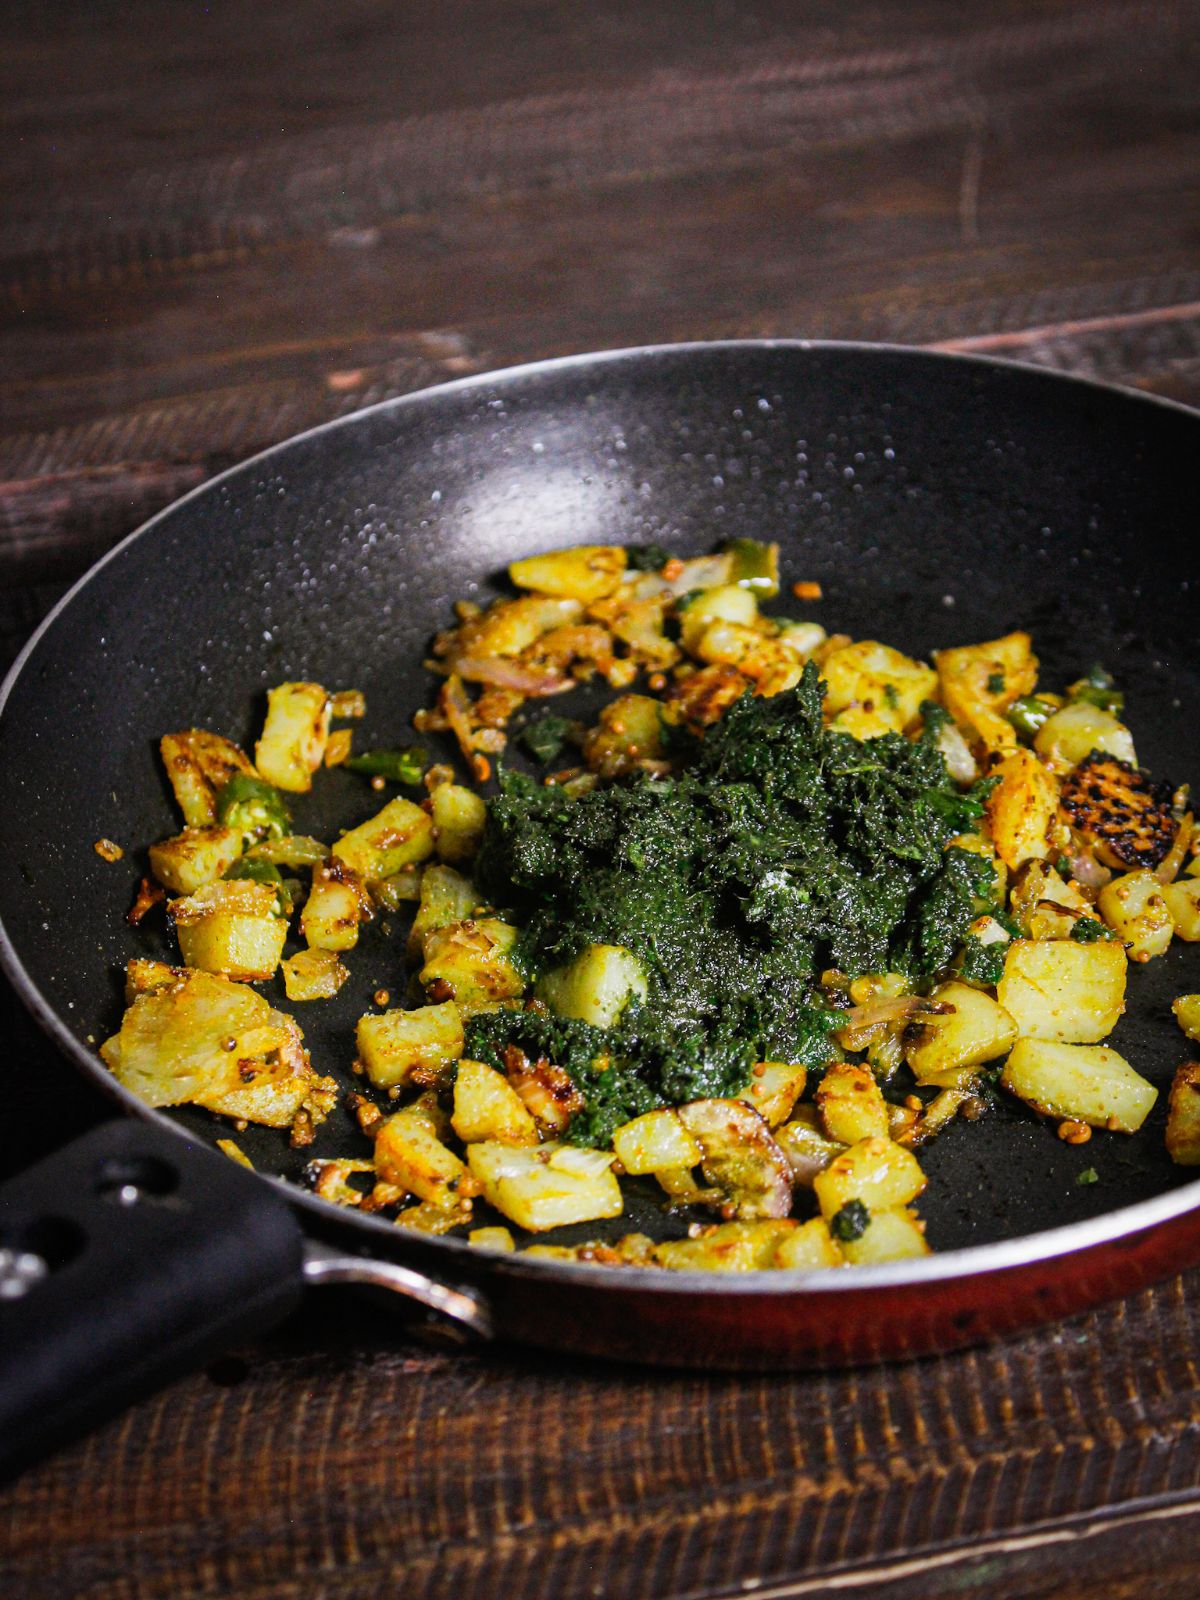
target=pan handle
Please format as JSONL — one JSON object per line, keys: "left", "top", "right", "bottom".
{"left": 0, "top": 1119, "right": 490, "bottom": 1480}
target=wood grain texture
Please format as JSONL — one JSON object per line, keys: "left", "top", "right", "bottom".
{"left": 3, "top": 3, "right": 1200, "bottom": 1596}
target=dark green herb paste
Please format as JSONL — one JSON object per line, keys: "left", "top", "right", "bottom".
{"left": 466, "top": 663, "right": 997, "bottom": 1145}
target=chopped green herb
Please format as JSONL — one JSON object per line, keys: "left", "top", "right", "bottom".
{"left": 344, "top": 747, "right": 426, "bottom": 785}
{"left": 625, "top": 543, "right": 670, "bottom": 573}
{"left": 1070, "top": 917, "right": 1116, "bottom": 943}
{"left": 474, "top": 663, "right": 998, "bottom": 1143}
{"left": 1055, "top": 855, "right": 1073, "bottom": 878}
{"left": 986, "top": 671, "right": 1006, "bottom": 695}
{"left": 919, "top": 700, "right": 951, "bottom": 743}
{"left": 215, "top": 774, "right": 291, "bottom": 846}
{"left": 1076, "top": 1167, "right": 1099, "bottom": 1186}
{"left": 519, "top": 715, "right": 573, "bottom": 766}
{"left": 883, "top": 683, "right": 900, "bottom": 710}
{"left": 830, "top": 1200, "right": 871, "bottom": 1242}
{"left": 960, "top": 934, "right": 1008, "bottom": 987}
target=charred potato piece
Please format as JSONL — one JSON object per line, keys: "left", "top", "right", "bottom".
{"left": 1060, "top": 752, "right": 1177, "bottom": 871}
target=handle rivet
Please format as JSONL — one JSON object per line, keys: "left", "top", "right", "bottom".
{"left": 0, "top": 1249, "right": 49, "bottom": 1302}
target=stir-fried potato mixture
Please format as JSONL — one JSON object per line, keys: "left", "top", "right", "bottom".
{"left": 99, "top": 538, "right": 1200, "bottom": 1271}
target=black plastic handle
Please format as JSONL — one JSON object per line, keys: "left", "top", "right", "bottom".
{"left": 0, "top": 1119, "right": 306, "bottom": 1480}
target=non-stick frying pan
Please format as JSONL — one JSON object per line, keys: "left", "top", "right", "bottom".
{"left": 1, "top": 342, "right": 1198, "bottom": 1476}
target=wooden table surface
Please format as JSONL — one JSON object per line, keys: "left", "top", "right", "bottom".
{"left": 4, "top": 3, "right": 1200, "bottom": 1595}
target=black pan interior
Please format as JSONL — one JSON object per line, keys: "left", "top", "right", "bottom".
{"left": 1, "top": 343, "right": 1197, "bottom": 1255}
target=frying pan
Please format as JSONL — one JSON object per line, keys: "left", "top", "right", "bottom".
{"left": 1, "top": 342, "right": 1198, "bottom": 1476}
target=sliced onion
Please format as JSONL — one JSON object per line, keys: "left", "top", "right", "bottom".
{"left": 455, "top": 656, "right": 571, "bottom": 695}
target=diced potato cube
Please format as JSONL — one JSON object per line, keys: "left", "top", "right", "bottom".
{"left": 775, "top": 1107, "right": 845, "bottom": 1187}
{"left": 1009, "top": 860, "right": 1098, "bottom": 941}
{"left": 612, "top": 1109, "right": 702, "bottom": 1175}
{"left": 773, "top": 1217, "right": 844, "bottom": 1271}
{"left": 828, "top": 704, "right": 901, "bottom": 741}
{"left": 905, "top": 981, "right": 1018, "bottom": 1086}
{"left": 281, "top": 948, "right": 349, "bottom": 1001}
{"left": 985, "top": 748, "right": 1060, "bottom": 870}
{"left": 430, "top": 783, "right": 487, "bottom": 865}
{"left": 333, "top": 796, "right": 434, "bottom": 880}
{"left": 170, "top": 880, "right": 286, "bottom": 981}
{"left": 1174, "top": 995, "right": 1200, "bottom": 1040}
{"left": 466, "top": 1141, "right": 623, "bottom": 1232}
{"left": 301, "top": 859, "right": 367, "bottom": 951}
{"left": 457, "top": 595, "right": 582, "bottom": 657}
{"left": 194, "top": 1010, "right": 336, "bottom": 1130}
{"left": 149, "top": 824, "right": 244, "bottom": 894}
{"left": 374, "top": 1109, "right": 475, "bottom": 1208}
{"left": 654, "top": 1220, "right": 795, "bottom": 1273}
{"left": 254, "top": 682, "right": 331, "bottom": 793}
{"left": 536, "top": 943, "right": 647, "bottom": 1027}
{"left": 160, "top": 730, "right": 256, "bottom": 826}
{"left": 357, "top": 1001, "right": 464, "bottom": 1090}
{"left": 1034, "top": 702, "right": 1136, "bottom": 771}
{"left": 678, "top": 584, "right": 759, "bottom": 652}
{"left": 776, "top": 621, "right": 827, "bottom": 661}
{"left": 1166, "top": 1061, "right": 1200, "bottom": 1165}
{"left": 695, "top": 622, "right": 803, "bottom": 695}
{"left": 1162, "top": 877, "right": 1200, "bottom": 941}
{"left": 821, "top": 640, "right": 937, "bottom": 732}
{"left": 840, "top": 1207, "right": 930, "bottom": 1265}
{"left": 452, "top": 1058, "right": 538, "bottom": 1146}
{"left": 175, "top": 915, "right": 287, "bottom": 983}
{"left": 102, "top": 968, "right": 280, "bottom": 1106}
{"left": 934, "top": 632, "right": 1038, "bottom": 757}
{"left": 101, "top": 969, "right": 335, "bottom": 1132}
{"left": 996, "top": 939, "right": 1126, "bottom": 1042}
{"left": 1098, "top": 869, "right": 1174, "bottom": 961}
{"left": 813, "top": 1137, "right": 927, "bottom": 1219}
{"left": 737, "top": 1062, "right": 808, "bottom": 1127}
{"left": 407, "top": 864, "right": 480, "bottom": 962}
{"left": 508, "top": 545, "right": 626, "bottom": 604}
{"left": 816, "top": 1065, "right": 890, "bottom": 1144}
{"left": 420, "top": 918, "right": 525, "bottom": 1011}
{"left": 582, "top": 695, "right": 667, "bottom": 777}
{"left": 468, "top": 1226, "right": 515, "bottom": 1252}
{"left": 1001, "top": 1039, "right": 1156, "bottom": 1132}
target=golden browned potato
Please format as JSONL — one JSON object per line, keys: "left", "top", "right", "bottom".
{"left": 905, "top": 981, "right": 1018, "bottom": 1086}
{"left": 255, "top": 682, "right": 331, "bottom": 793}
{"left": 1166, "top": 1062, "right": 1200, "bottom": 1165}
{"left": 996, "top": 939, "right": 1127, "bottom": 1042}
{"left": 170, "top": 880, "right": 286, "bottom": 981}
{"left": 1001, "top": 1039, "right": 1156, "bottom": 1132}
{"left": 985, "top": 748, "right": 1060, "bottom": 870}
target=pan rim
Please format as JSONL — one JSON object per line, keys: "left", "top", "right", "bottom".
{"left": 3, "top": 335, "right": 1199, "bottom": 1297}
